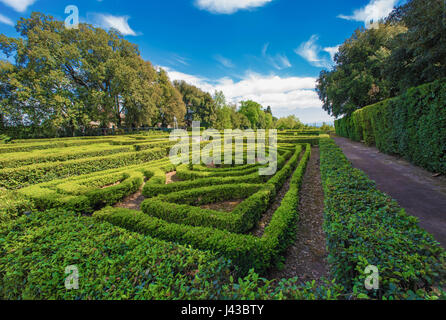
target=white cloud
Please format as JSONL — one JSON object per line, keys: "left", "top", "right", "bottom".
{"left": 338, "top": 0, "right": 399, "bottom": 27}
{"left": 97, "top": 14, "right": 137, "bottom": 36}
{"left": 295, "top": 35, "right": 332, "bottom": 68}
{"left": 323, "top": 45, "right": 340, "bottom": 62}
{"left": 162, "top": 66, "right": 327, "bottom": 122}
{"left": 214, "top": 54, "right": 235, "bottom": 68}
{"left": 262, "top": 43, "right": 292, "bottom": 70}
{"left": 0, "top": 0, "right": 36, "bottom": 12}
{"left": 195, "top": 0, "right": 272, "bottom": 14}
{"left": 0, "top": 13, "right": 14, "bottom": 26}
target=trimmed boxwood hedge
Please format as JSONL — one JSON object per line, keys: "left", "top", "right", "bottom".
{"left": 0, "top": 144, "right": 133, "bottom": 169}
{"left": 0, "top": 138, "right": 115, "bottom": 154}
{"left": 95, "top": 144, "right": 312, "bottom": 275}
{"left": 141, "top": 145, "right": 303, "bottom": 233}
{"left": 319, "top": 139, "right": 446, "bottom": 299}
{"left": 0, "top": 147, "right": 169, "bottom": 189}
{"left": 0, "top": 188, "right": 34, "bottom": 224}
{"left": 0, "top": 209, "right": 345, "bottom": 300}
{"left": 18, "top": 159, "right": 175, "bottom": 214}
{"left": 0, "top": 210, "right": 235, "bottom": 300}
{"left": 335, "top": 79, "right": 446, "bottom": 174}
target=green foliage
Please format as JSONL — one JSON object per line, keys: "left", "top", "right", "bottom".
{"left": 0, "top": 144, "right": 133, "bottom": 169}
{"left": 319, "top": 139, "right": 446, "bottom": 300}
{"left": 154, "top": 69, "right": 186, "bottom": 127}
{"left": 0, "top": 188, "right": 34, "bottom": 224}
{"left": 0, "top": 134, "right": 12, "bottom": 144}
{"left": 95, "top": 144, "right": 311, "bottom": 275}
{"left": 0, "top": 210, "right": 234, "bottom": 300}
{"left": 385, "top": 0, "right": 446, "bottom": 93}
{"left": 335, "top": 79, "right": 446, "bottom": 174}
{"left": 0, "top": 147, "right": 168, "bottom": 189}
{"left": 0, "top": 138, "right": 114, "bottom": 154}
{"left": 94, "top": 207, "right": 268, "bottom": 274}
{"left": 174, "top": 80, "right": 217, "bottom": 128}
{"left": 316, "top": 23, "right": 406, "bottom": 117}
{"left": 275, "top": 115, "right": 305, "bottom": 130}
{"left": 0, "top": 208, "right": 345, "bottom": 300}
{"left": 0, "top": 13, "right": 184, "bottom": 136}
{"left": 262, "top": 145, "right": 311, "bottom": 265}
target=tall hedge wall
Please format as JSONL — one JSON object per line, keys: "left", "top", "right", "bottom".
{"left": 335, "top": 79, "right": 446, "bottom": 174}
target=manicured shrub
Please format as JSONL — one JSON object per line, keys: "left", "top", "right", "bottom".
{"left": 0, "top": 210, "right": 235, "bottom": 300}
{"left": 0, "top": 188, "right": 34, "bottom": 223}
{"left": 94, "top": 207, "right": 268, "bottom": 274}
{"left": 0, "top": 147, "right": 168, "bottom": 189}
{"left": 96, "top": 144, "right": 312, "bottom": 275}
{"left": 335, "top": 79, "right": 446, "bottom": 174}
{"left": 143, "top": 172, "right": 266, "bottom": 197}
{"left": 319, "top": 139, "right": 446, "bottom": 299}
{"left": 0, "top": 138, "right": 114, "bottom": 154}
{"left": 142, "top": 145, "right": 303, "bottom": 233}
{"left": 141, "top": 184, "right": 273, "bottom": 233}
{"left": 0, "top": 144, "right": 133, "bottom": 169}
{"left": 263, "top": 144, "right": 311, "bottom": 265}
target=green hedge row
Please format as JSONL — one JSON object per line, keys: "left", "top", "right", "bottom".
{"left": 319, "top": 139, "right": 446, "bottom": 299}
{"left": 0, "top": 210, "right": 235, "bottom": 300}
{"left": 17, "top": 158, "right": 175, "bottom": 213}
{"left": 94, "top": 207, "right": 268, "bottom": 274}
{"left": 335, "top": 79, "right": 446, "bottom": 174}
{"left": 0, "top": 148, "right": 169, "bottom": 189}
{"left": 141, "top": 145, "right": 303, "bottom": 233}
{"left": 21, "top": 171, "right": 145, "bottom": 214}
{"left": 142, "top": 149, "right": 294, "bottom": 198}
{"left": 0, "top": 138, "right": 114, "bottom": 154}
{"left": 0, "top": 144, "right": 133, "bottom": 169}
{"left": 0, "top": 188, "right": 34, "bottom": 224}
{"left": 262, "top": 145, "right": 311, "bottom": 265}
{"left": 277, "top": 137, "right": 321, "bottom": 146}
{"left": 95, "top": 144, "right": 312, "bottom": 275}
{"left": 141, "top": 184, "right": 272, "bottom": 233}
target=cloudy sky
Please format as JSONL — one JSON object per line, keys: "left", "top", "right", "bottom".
{"left": 0, "top": 0, "right": 405, "bottom": 123}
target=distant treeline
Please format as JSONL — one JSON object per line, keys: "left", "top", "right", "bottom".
{"left": 0, "top": 13, "right": 322, "bottom": 139}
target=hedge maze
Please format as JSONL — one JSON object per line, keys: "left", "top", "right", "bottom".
{"left": 0, "top": 131, "right": 444, "bottom": 300}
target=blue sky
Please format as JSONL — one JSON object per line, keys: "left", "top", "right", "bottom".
{"left": 0, "top": 0, "right": 403, "bottom": 123}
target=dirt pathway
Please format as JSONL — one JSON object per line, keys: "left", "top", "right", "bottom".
{"left": 269, "top": 148, "right": 329, "bottom": 283}
{"left": 333, "top": 136, "right": 446, "bottom": 248}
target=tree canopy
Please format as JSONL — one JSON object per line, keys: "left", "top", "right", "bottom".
{"left": 316, "top": 0, "right": 446, "bottom": 118}
{"left": 0, "top": 12, "right": 314, "bottom": 137}
{"left": 0, "top": 12, "right": 184, "bottom": 136}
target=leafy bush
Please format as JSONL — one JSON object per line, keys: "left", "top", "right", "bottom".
{"left": 142, "top": 184, "right": 272, "bottom": 233}
{"left": 18, "top": 159, "right": 175, "bottom": 213}
{"left": 0, "top": 188, "right": 34, "bottom": 223}
{"left": 335, "top": 79, "right": 446, "bottom": 174}
{"left": 0, "top": 134, "right": 12, "bottom": 144}
{"left": 0, "top": 144, "right": 133, "bottom": 169}
{"left": 94, "top": 207, "right": 268, "bottom": 274}
{"left": 0, "top": 147, "right": 168, "bottom": 189}
{"left": 319, "top": 139, "right": 446, "bottom": 299}
{"left": 96, "top": 144, "right": 312, "bottom": 275}
{"left": 263, "top": 145, "right": 311, "bottom": 265}
{"left": 0, "top": 210, "right": 234, "bottom": 300}
{"left": 0, "top": 138, "right": 114, "bottom": 154}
